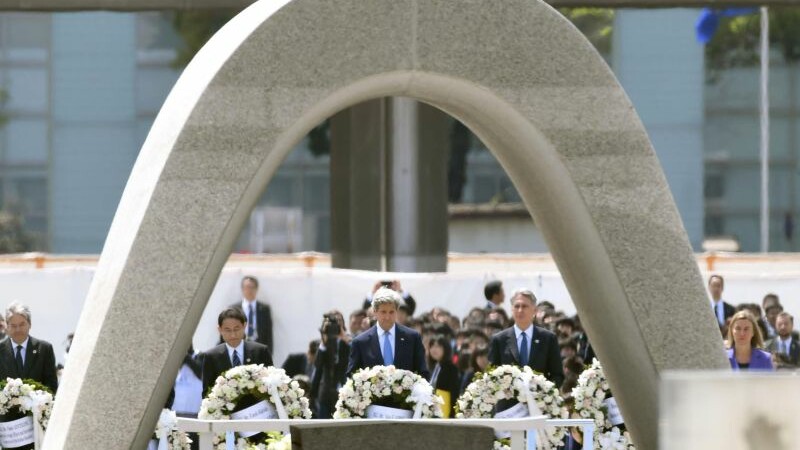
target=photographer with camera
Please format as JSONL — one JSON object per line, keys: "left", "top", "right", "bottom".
{"left": 311, "top": 309, "right": 350, "bottom": 418}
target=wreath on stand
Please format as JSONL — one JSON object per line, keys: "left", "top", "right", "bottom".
{"left": 456, "top": 365, "right": 568, "bottom": 450}
{"left": 571, "top": 359, "right": 635, "bottom": 449}
{"left": 150, "top": 409, "right": 192, "bottom": 450}
{"left": 333, "top": 365, "right": 444, "bottom": 419}
{"left": 0, "top": 378, "right": 54, "bottom": 450}
{"left": 198, "top": 365, "right": 312, "bottom": 450}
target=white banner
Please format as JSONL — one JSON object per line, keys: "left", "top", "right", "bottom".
{"left": 603, "top": 397, "right": 624, "bottom": 426}
{"left": 495, "top": 402, "right": 529, "bottom": 419}
{"left": 494, "top": 402, "right": 530, "bottom": 439}
{"left": 230, "top": 400, "right": 277, "bottom": 438}
{"left": 3, "top": 263, "right": 800, "bottom": 368}
{"left": 365, "top": 405, "right": 413, "bottom": 419}
{"left": 0, "top": 415, "right": 34, "bottom": 448}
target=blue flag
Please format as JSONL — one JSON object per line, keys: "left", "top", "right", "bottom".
{"left": 696, "top": 8, "right": 758, "bottom": 44}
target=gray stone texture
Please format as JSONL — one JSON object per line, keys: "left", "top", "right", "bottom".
{"left": 44, "top": 1, "right": 728, "bottom": 449}
{"left": 289, "top": 422, "right": 495, "bottom": 449}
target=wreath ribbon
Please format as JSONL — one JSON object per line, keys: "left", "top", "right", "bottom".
{"left": 520, "top": 374, "right": 552, "bottom": 450}
{"left": 263, "top": 374, "right": 289, "bottom": 419}
{"left": 408, "top": 383, "right": 435, "bottom": 419}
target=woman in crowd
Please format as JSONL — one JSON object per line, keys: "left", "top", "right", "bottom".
{"left": 426, "top": 334, "right": 460, "bottom": 417}
{"left": 460, "top": 344, "right": 489, "bottom": 393}
{"left": 727, "top": 310, "right": 773, "bottom": 370}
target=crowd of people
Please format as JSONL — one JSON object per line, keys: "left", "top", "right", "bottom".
{"left": 0, "top": 271, "right": 794, "bottom": 448}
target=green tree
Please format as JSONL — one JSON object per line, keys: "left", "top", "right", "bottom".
{"left": 0, "top": 211, "right": 34, "bottom": 254}
{"left": 171, "top": 10, "right": 238, "bottom": 69}
{"left": 558, "top": 8, "right": 614, "bottom": 56}
{"left": 706, "top": 8, "right": 800, "bottom": 77}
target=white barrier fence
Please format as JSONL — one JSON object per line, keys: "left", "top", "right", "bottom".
{"left": 176, "top": 417, "right": 596, "bottom": 450}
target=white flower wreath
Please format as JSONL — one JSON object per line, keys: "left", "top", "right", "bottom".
{"left": 333, "top": 365, "right": 444, "bottom": 419}
{"left": 198, "top": 365, "right": 312, "bottom": 450}
{"left": 151, "top": 409, "right": 192, "bottom": 450}
{"left": 456, "top": 365, "right": 568, "bottom": 449}
{"left": 571, "top": 359, "right": 635, "bottom": 449}
{"left": 0, "top": 378, "right": 54, "bottom": 449}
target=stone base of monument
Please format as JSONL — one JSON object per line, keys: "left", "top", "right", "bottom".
{"left": 661, "top": 371, "right": 800, "bottom": 450}
{"left": 289, "top": 421, "right": 494, "bottom": 450}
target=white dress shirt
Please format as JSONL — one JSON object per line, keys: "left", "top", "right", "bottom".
{"left": 377, "top": 324, "right": 397, "bottom": 361}
{"left": 11, "top": 337, "right": 29, "bottom": 365}
{"left": 513, "top": 324, "right": 533, "bottom": 359}
{"left": 778, "top": 336, "right": 793, "bottom": 354}
{"left": 225, "top": 341, "right": 245, "bottom": 366}
{"left": 711, "top": 299, "right": 725, "bottom": 325}
{"left": 242, "top": 298, "right": 258, "bottom": 340}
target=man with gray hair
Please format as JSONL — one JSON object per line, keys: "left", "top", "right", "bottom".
{"left": 488, "top": 289, "right": 564, "bottom": 387}
{"left": 0, "top": 301, "right": 58, "bottom": 393}
{"left": 346, "top": 287, "right": 428, "bottom": 378}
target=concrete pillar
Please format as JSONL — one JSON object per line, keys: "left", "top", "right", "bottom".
{"left": 330, "top": 98, "right": 449, "bottom": 272}
{"left": 329, "top": 99, "right": 386, "bottom": 270}
{"left": 387, "top": 99, "right": 448, "bottom": 272}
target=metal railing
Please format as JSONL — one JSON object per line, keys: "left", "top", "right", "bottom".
{"left": 176, "top": 417, "right": 595, "bottom": 450}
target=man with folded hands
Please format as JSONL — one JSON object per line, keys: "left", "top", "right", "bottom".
{"left": 347, "top": 287, "right": 429, "bottom": 379}
{"left": 202, "top": 307, "right": 273, "bottom": 393}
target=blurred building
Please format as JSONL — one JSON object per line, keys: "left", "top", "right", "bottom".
{"left": 0, "top": 8, "right": 795, "bottom": 254}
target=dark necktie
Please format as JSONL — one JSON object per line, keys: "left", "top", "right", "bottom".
{"left": 15, "top": 345, "right": 23, "bottom": 374}
{"left": 232, "top": 349, "right": 241, "bottom": 367}
{"left": 520, "top": 332, "right": 529, "bottom": 366}
{"left": 247, "top": 304, "right": 255, "bottom": 338}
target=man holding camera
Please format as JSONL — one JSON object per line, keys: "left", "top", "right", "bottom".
{"left": 312, "top": 310, "right": 350, "bottom": 418}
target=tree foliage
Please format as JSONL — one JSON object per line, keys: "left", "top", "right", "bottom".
{"left": 0, "top": 211, "right": 34, "bottom": 254}
{"left": 171, "top": 10, "right": 237, "bottom": 69}
{"left": 558, "top": 8, "right": 614, "bottom": 56}
{"left": 706, "top": 8, "right": 800, "bottom": 75}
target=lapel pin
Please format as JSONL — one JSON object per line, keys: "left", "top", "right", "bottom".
{"left": 32, "top": 350, "right": 37, "bottom": 354}
{"left": 246, "top": 358, "right": 251, "bottom": 363}
{"left": 400, "top": 338, "right": 405, "bottom": 341}
{"left": 534, "top": 340, "right": 539, "bottom": 344}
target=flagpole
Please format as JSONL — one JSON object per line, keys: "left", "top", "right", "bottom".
{"left": 759, "top": 6, "right": 770, "bottom": 252}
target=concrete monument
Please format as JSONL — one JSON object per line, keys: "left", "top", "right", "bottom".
{"left": 44, "top": 0, "right": 728, "bottom": 448}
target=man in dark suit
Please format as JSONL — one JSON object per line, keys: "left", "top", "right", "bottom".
{"left": 709, "top": 275, "right": 734, "bottom": 328}
{"left": 0, "top": 302, "right": 58, "bottom": 393}
{"left": 228, "top": 275, "right": 273, "bottom": 352}
{"left": 765, "top": 312, "right": 800, "bottom": 367}
{"left": 282, "top": 340, "right": 319, "bottom": 379}
{"left": 348, "top": 287, "right": 429, "bottom": 379}
{"left": 488, "top": 289, "right": 564, "bottom": 387}
{"left": 484, "top": 280, "right": 504, "bottom": 310}
{"left": 202, "top": 308, "right": 273, "bottom": 393}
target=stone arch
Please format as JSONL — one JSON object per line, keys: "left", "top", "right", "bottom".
{"left": 44, "top": 0, "right": 728, "bottom": 448}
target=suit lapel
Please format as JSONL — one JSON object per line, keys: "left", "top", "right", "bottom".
{"left": 221, "top": 345, "right": 232, "bottom": 371}
{"left": 507, "top": 329, "right": 520, "bottom": 363}
{"left": 395, "top": 326, "right": 406, "bottom": 366}
{"left": 23, "top": 338, "right": 35, "bottom": 377}
{"left": 369, "top": 327, "right": 382, "bottom": 365}
{"left": 4, "top": 340, "right": 18, "bottom": 377}
{"left": 242, "top": 342, "right": 254, "bottom": 365}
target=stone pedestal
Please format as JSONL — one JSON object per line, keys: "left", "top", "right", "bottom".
{"left": 661, "top": 371, "right": 800, "bottom": 449}
{"left": 290, "top": 422, "right": 494, "bottom": 450}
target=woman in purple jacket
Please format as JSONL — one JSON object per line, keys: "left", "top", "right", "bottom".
{"left": 727, "top": 310, "right": 774, "bottom": 370}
